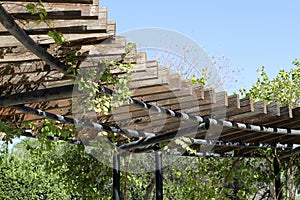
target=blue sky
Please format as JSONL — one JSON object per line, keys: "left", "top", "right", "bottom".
{"left": 101, "top": 1, "right": 300, "bottom": 94}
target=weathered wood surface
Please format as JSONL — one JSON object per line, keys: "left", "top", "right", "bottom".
{"left": 1, "top": 1, "right": 300, "bottom": 157}
{"left": 1, "top": 0, "right": 97, "bottom": 4}
{"left": 2, "top": 2, "right": 99, "bottom": 16}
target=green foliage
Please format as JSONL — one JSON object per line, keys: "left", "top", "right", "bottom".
{"left": 18, "top": 3, "right": 298, "bottom": 198}
{"left": 0, "top": 121, "right": 22, "bottom": 144}
{"left": 0, "top": 138, "right": 113, "bottom": 199}
{"left": 0, "top": 149, "right": 70, "bottom": 199}
{"left": 190, "top": 68, "right": 208, "bottom": 86}
{"left": 75, "top": 58, "right": 133, "bottom": 114}
{"left": 240, "top": 59, "right": 300, "bottom": 107}
{"left": 47, "top": 30, "right": 66, "bottom": 46}
{"left": 161, "top": 157, "right": 267, "bottom": 200}
{"left": 43, "top": 143, "right": 112, "bottom": 199}
{"left": 239, "top": 59, "right": 300, "bottom": 198}
{"left": 25, "top": 1, "right": 49, "bottom": 26}
{"left": 25, "top": 1, "right": 68, "bottom": 45}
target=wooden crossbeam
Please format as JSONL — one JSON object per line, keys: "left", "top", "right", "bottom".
{"left": 0, "top": 85, "right": 74, "bottom": 107}
{"left": 1, "top": 0, "right": 95, "bottom": 4}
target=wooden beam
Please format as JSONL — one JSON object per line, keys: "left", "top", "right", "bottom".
{"left": 0, "top": 85, "right": 75, "bottom": 107}
{"left": 1, "top": 0, "right": 94, "bottom": 4}
{"left": 2, "top": 3, "right": 99, "bottom": 17}
{"left": 0, "top": 4, "right": 69, "bottom": 75}
{"left": 0, "top": 26, "right": 103, "bottom": 36}
{"left": 11, "top": 11, "right": 98, "bottom": 20}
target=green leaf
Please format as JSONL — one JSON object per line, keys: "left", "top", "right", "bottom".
{"left": 47, "top": 30, "right": 64, "bottom": 45}
{"left": 26, "top": 3, "right": 36, "bottom": 13}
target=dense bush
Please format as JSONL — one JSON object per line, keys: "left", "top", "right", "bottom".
{"left": 0, "top": 140, "right": 112, "bottom": 200}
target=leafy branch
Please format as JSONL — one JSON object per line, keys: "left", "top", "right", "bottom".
{"left": 25, "top": 1, "right": 67, "bottom": 45}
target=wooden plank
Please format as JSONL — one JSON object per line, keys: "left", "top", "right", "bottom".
{"left": 129, "top": 67, "right": 169, "bottom": 89}
{"left": 137, "top": 80, "right": 188, "bottom": 103}
{"left": 155, "top": 89, "right": 215, "bottom": 108}
{"left": 215, "top": 91, "right": 228, "bottom": 106}
{"left": 110, "top": 84, "right": 192, "bottom": 116}
{"left": 192, "top": 85, "right": 204, "bottom": 100}
{"left": 0, "top": 98, "right": 71, "bottom": 115}
{"left": 236, "top": 102, "right": 281, "bottom": 125}
{"left": 218, "top": 107, "right": 296, "bottom": 146}
{"left": 106, "top": 20, "right": 115, "bottom": 36}
{"left": 110, "top": 90, "right": 224, "bottom": 133}
{"left": 226, "top": 97, "right": 253, "bottom": 118}
{"left": 132, "top": 74, "right": 183, "bottom": 100}
{"left": 227, "top": 94, "right": 240, "bottom": 109}
{"left": 259, "top": 106, "right": 293, "bottom": 127}
{"left": 0, "top": 25, "right": 106, "bottom": 36}
{"left": 0, "top": 79, "right": 72, "bottom": 96}
{"left": 79, "top": 36, "right": 126, "bottom": 56}
{"left": 131, "top": 85, "right": 180, "bottom": 97}
{"left": 0, "top": 35, "right": 122, "bottom": 65}
{"left": 228, "top": 100, "right": 264, "bottom": 122}
{"left": 0, "top": 60, "right": 47, "bottom": 74}
{"left": 118, "top": 114, "right": 197, "bottom": 135}
{"left": 231, "top": 132, "right": 298, "bottom": 155}
{"left": 1, "top": 18, "right": 107, "bottom": 31}
{"left": 0, "top": 106, "right": 72, "bottom": 123}
{"left": 218, "top": 117, "right": 300, "bottom": 154}
{"left": 0, "top": 9, "right": 107, "bottom": 32}
{"left": 11, "top": 11, "right": 98, "bottom": 20}
{"left": 0, "top": 85, "right": 75, "bottom": 107}
{"left": 1, "top": 0, "right": 94, "bottom": 4}
{"left": 124, "top": 60, "right": 158, "bottom": 81}
{"left": 0, "top": 70, "right": 65, "bottom": 85}
{"left": 0, "top": 33, "right": 112, "bottom": 47}
{"left": 2, "top": 3, "right": 99, "bottom": 16}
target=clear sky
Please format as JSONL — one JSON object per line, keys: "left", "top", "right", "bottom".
{"left": 100, "top": 0, "right": 300, "bottom": 94}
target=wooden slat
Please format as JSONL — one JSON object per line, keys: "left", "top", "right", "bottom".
{"left": 0, "top": 10, "right": 107, "bottom": 32}
{"left": 0, "top": 35, "right": 124, "bottom": 65}
{"left": 227, "top": 94, "right": 240, "bottom": 110}
{"left": 226, "top": 97, "right": 253, "bottom": 118}
{"left": 129, "top": 67, "right": 169, "bottom": 89}
{"left": 111, "top": 89, "right": 224, "bottom": 134}
{"left": 0, "top": 85, "right": 75, "bottom": 107}
{"left": 0, "top": 79, "right": 72, "bottom": 96}
{"left": 0, "top": 33, "right": 112, "bottom": 47}
{"left": 2, "top": 3, "right": 99, "bottom": 16}
{"left": 218, "top": 106, "right": 294, "bottom": 144}
{"left": 0, "top": 70, "right": 65, "bottom": 85}
{"left": 1, "top": 0, "right": 95, "bottom": 4}
{"left": 228, "top": 101, "right": 267, "bottom": 123}
{"left": 123, "top": 60, "right": 158, "bottom": 81}
{"left": 10, "top": 11, "right": 98, "bottom": 20}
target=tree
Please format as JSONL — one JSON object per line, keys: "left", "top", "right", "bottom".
{"left": 239, "top": 59, "right": 300, "bottom": 199}
{"left": 240, "top": 59, "right": 300, "bottom": 108}
{"left": 0, "top": 137, "right": 113, "bottom": 200}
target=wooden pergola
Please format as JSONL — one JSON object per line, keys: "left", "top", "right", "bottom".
{"left": 0, "top": 1, "right": 300, "bottom": 199}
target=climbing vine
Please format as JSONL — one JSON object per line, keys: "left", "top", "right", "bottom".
{"left": 3, "top": 1, "right": 300, "bottom": 199}
{"left": 24, "top": 1, "right": 66, "bottom": 44}
{"left": 74, "top": 57, "right": 133, "bottom": 115}
{"left": 23, "top": 0, "right": 134, "bottom": 115}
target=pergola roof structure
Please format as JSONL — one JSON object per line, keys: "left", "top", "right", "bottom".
{"left": 1, "top": 0, "right": 300, "bottom": 160}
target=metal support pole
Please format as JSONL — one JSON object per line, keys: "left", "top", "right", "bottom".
{"left": 273, "top": 157, "right": 282, "bottom": 200}
{"left": 113, "top": 154, "right": 121, "bottom": 200}
{"left": 155, "top": 150, "right": 163, "bottom": 200}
